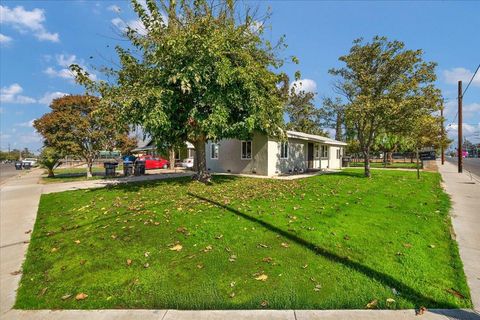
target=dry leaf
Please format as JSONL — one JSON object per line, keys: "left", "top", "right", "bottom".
{"left": 203, "top": 245, "right": 213, "bottom": 252}
{"left": 313, "top": 284, "right": 322, "bottom": 292}
{"left": 258, "top": 243, "right": 268, "bottom": 248}
{"left": 75, "top": 293, "right": 88, "bottom": 300}
{"left": 229, "top": 292, "right": 235, "bottom": 298}
{"left": 403, "top": 243, "right": 412, "bottom": 248}
{"left": 386, "top": 298, "right": 395, "bottom": 303}
{"left": 40, "top": 287, "right": 48, "bottom": 296}
{"left": 126, "top": 259, "right": 132, "bottom": 266}
{"left": 51, "top": 247, "right": 58, "bottom": 253}
{"left": 61, "top": 293, "right": 72, "bottom": 300}
{"left": 262, "top": 257, "right": 272, "bottom": 263}
{"left": 255, "top": 274, "right": 268, "bottom": 281}
{"left": 366, "top": 299, "right": 378, "bottom": 309}
{"left": 281, "top": 242, "right": 289, "bottom": 248}
{"left": 170, "top": 244, "right": 183, "bottom": 251}
{"left": 416, "top": 306, "right": 427, "bottom": 315}
{"left": 260, "top": 300, "right": 269, "bottom": 307}
{"left": 446, "top": 288, "right": 465, "bottom": 299}
{"left": 10, "top": 270, "right": 22, "bottom": 276}
{"left": 429, "top": 244, "right": 435, "bottom": 248}
{"left": 74, "top": 240, "right": 81, "bottom": 244}
{"left": 196, "top": 264, "right": 204, "bottom": 269}
{"left": 302, "top": 264, "right": 308, "bottom": 269}
{"left": 228, "top": 255, "right": 237, "bottom": 262}
{"left": 144, "top": 263, "right": 149, "bottom": 268}
{"left": 215, "top": 234, "right": 223, "bottom": 239}
{"left": 79, "top": 259, "right": 87, "bottom": 265}
{"left": 230, "top": 281, "right": 236, "bottom": 287}
{"left": 144, "top": 252, "right": 150, "bottom": 257}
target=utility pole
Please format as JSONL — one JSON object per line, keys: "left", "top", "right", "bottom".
{"left": 440, "top": 107, "right": 445, "bottom": 165}
{"left": 458, "top": 80, "right": 463, "bottom": 173}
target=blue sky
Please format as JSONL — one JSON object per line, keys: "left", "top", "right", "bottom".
{"left": 1, "top": 0, "right": 479, "bottom": 153}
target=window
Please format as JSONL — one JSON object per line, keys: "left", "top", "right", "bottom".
{"left": 314, "top": 144, "right": 320, "bottom": 159}
{"left": 321, "top": 145, "right": 328, "bottom": 158}
{"left": 336, "top": 148, "right": 342, "bottom": 159}
{"left": 241, "top": 141, "right": 252, "bottom": 159}
{"left": 187, "top": 149, "right": 195, "bottom": 159}
{"left": 210, "top": 143, "right": 219, "bottom": 159}
{"left": 280, "top": 142, "right": 288, "bottom": 159}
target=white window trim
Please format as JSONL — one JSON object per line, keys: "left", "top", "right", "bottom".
{"left": 241, "top": 140, "right": 252, "bottom": 160}
{"left": 210, "top": 143, "right": 219, "bottom": 159}
{"left": 280, "top": 142, "right": 288, "bottom": 159}
{"left": 321, "top": 145, "right": 329, "bottom": 159}
{"left": 314, "top": 144, "right": 320, "bottom": 159}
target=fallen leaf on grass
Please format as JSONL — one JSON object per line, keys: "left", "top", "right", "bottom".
{"left": 429, "top": 244, "right": 435, "bottom": 248}
{"left": 302, "top": 264, "right": 308, "bottom": 269}
{"left": 386, "top": 298, "right": 396, "bottom": 304}
{"left": 144, "top": 252, "right": 150, "bottom": 257}
{"left": 260, "top": 300, "right": 268, "bottom": 307}
{"left": 215, "top": 234, "right": 223, "bottom": 239}
{"left": 229, "top": 292, "right": 235, "bottom": 298}
{"left": 446, "top": 288, "right": 465, "bottom": 299}
{"left": 262, "top": 257, "right": 272, "bottom": 263}
{"left": 281, "top": 242, "right": 289, "bottom": 248}
{"left": 75, "top": 293, "right": 88, "bottom": 300}
{"left": 144, "top": 263, "right": 149, "bottom": 268}
{"left": 366, "top": 299, "right": 378, "bottom": 309}
{"left": 39, "top": 287, "right": 48, "bottom": 296}
{"left": 257, "top": 243, "right": 268, "bottom": 248}
{"left": 51, "top": 247, "right": 58, "bottom": 253}
{"left": 196, "top": 264, "right": 204, "bottom": 269}
{"left": 169, "top": 244, "right": 183, "bottom": 251}
{"left": 126, "top": 259, "right": 132, "bottom": 266}
{"left": 74, "top": 240, "right": 81, "bottom": 244}
{"left": 203, "top": 245, "right": 213, "bottom": 252}
{"left": 79, "top": 259, "right": 87, "bottom": 265}
{"left": 61, "top": 294, "right": 72, "bottom": 300}
{"left": 313, "top": 284, "right": 322, "bottom": 292}
{"left": 228, "top": 255, "right": 237, "bottom": 262}
{"left": 255, "top": 274, "right": 268, "bottom": 281}
{"left": 403, "top": 243, "right": 412, "bottom": 248}
{"left": 416, "top": 306, "right": 427, "bottom": 315}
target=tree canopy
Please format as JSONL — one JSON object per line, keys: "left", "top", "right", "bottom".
{"left": 72, "top": 0, "right": 289, "bottom": 182}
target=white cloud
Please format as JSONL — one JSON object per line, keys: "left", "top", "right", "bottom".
{"left": 107, "top": 5, "right": 121, "bottom": 13}
{"left": 447, "top": 123, "right": 480, "bottom": 142}
{"left": 16, "top": 119, "right": 36, "bottom": 127}
{"left": 443, "top": 67, "right": 480, "bottom": 87}
{"left": 0, "top": 83, "right": 36, "bottom": 104}
{"left": 38, "top": 91, "right": 68, "bottom": 105}
{"left": 445, "top": 100, "right": 480, "bottom": 119}
{"left": 290, "top": 79, "right": 317, "bottom": 94}
{"left": 112, "top": 17, "right": 147, "bottom": 36}
{"left": 0, "top": 5, "right": 59, "bottom": 42}
{"left": 43, "top": 54, "right": 96, "bottom": 81}
{"left": 0, "top": 33, "right": 12, "bottom": 43}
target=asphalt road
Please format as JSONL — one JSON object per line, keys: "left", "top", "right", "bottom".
{"left": 0, "top": 163, "right": 19, "bottom": 184}
{"left": 446, "top": 157, "right": 480, "bottom": 177}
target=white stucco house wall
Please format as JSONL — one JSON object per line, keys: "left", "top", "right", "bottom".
{"left": 205, "top": 131, "right": 347, "bottom": 176}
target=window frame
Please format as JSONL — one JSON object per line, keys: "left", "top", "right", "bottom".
{"left": 280, "top": 141, "right": 289, "bottom": 159}
{"left": 321, "top": 145, "right": 329, "bottom": 158}
{"left": 314, "top": 144, "right": 320, "bottom": 159}
{"left": 241, "top": 140, "right": 252, "bottom": 160}
{"left": 210, "top": 143, "right": 219, "bottom": 160}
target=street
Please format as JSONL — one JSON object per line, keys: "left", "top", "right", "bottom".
{"left": 0, "top": 164, "right": 19, "bottom": 184}
{"left": 446, "top": 157, "right": 480, "bottom": 178}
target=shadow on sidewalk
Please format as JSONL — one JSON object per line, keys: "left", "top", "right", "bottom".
{"left": 187, "top": 192, "right": 458, "bottom": 309}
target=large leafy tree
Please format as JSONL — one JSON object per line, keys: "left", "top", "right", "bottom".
{"left": 72, "top": 0, "right": 288, "bottom": 182}
{"left": 34, "top": 95, "right": 134, "bottom": 178}
{"left": 329, "top": 36, "right": 441, "bottom": 177}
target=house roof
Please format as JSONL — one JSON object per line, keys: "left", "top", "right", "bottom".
{"left": 286, "top": 130, "right": 348, "bottom": 146}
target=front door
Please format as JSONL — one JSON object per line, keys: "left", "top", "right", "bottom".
{"left": 307, "top": 143, "right": 314, "bottom": 169}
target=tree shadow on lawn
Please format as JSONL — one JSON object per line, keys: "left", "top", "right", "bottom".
{"left": 187, "top": 191, "right": 458, "bottom": 309}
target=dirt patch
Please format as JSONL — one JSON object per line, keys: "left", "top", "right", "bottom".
{"left": 423, "top": 160, "right": 438, "bottom": 172}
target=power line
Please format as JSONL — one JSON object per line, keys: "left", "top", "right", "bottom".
{"left": 462, "top": 64, "right": 480, "bottom": 97}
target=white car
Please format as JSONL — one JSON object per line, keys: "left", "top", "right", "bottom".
{"left": 22, "top": 158, "right": 38, "bottom": 167}
{"left": 181, "top": 158, "right": 194, "bottom": 168}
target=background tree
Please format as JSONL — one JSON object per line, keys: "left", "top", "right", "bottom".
{"left": 38, "top": 147, "right": 62, "bottom": 177}
{"left": 329, "top": 36, "right": 440, "bottom": 177}
{"left": 72, "top": 0, "right": 289, "bottom": 182}
{"left": 34, "top": 95, "right": 132, "bottom": 178}
{"left": 285, "top": 81, "right": 327, "bottom": 136}
{"left": 322, "top": 97, "right": 346, "bottom": 141}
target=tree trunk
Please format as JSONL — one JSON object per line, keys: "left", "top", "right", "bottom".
{"left": 192, "top": 136, "right": 211, "bottom": 183}
{"left": 169, "top": 148, "right": 176, "bottom": 170}
{"left": 86, "top": 160, "right": 93, "bottom": 178}
{"left": 47, "top": 168, "right": 55, "bottom": 178}
{"left": 416, "top": 148, "right": 420, "bottom": 179}
{"left": 363, "top": 149, "right": 371, "bottom": 178}
{"left": 335, "top": 111, "right": 343, "bottom": 141}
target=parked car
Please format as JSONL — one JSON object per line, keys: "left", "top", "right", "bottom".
{"left": 181, "top": 158, "right": 194, "bottom": 168}
{"left": 138, "top": 155, "right": 169, "bottom": 169}
{"left": 22, "top": 158, "right": 38, "bottom": 167}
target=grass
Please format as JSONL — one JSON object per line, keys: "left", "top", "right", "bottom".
{"left": 16, "top": 170, "right": 471, "bottom": 310}
{"left": 350, "top": 162, "right": 418, "bottom": 169}
{"left": 42, "top": 166, "right": 123, "bottom": 183}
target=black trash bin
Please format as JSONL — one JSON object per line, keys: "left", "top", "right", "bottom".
{"left": 15, "top": 161, "right": 23, "bottom": 170}
{"left": 23, "top": 162, "right": 31, "bottom": 170}
{"left": 104, "top": 162, "right": 118, "bottom": 177}
{"left": 123, "top": 161, "right": 133, "bottom": 176}
{"left": 342, "top": 156, "right": 351, "bottom": 168}
{"left": 134, "top": 160, "right": 146, "bottom": 176}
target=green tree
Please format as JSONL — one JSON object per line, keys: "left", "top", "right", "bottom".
{"left": 34, "top": 95, "right": 132, "bottom": 178}
{"left": 38, "top": 147, "right": 62, "bottom": 177}
{"left": 285, "top": 80, "right": 327, "bottom": 136}
{"left": 72, "top": 0, "right": 288, "bottom": 182}
{"left": 329, "top": 36, "right": 440, "bottom": 177}
{"left": 322, "top": 97, "right": 346, "bottom": 141}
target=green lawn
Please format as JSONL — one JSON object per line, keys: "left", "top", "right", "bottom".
{"left": 16, "top": 170, "right": 471, "bottom": 310}
{"left": 350, "top": 162, "right": 418, "bottom": 169}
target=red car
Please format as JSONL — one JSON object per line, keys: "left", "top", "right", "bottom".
{"left": 138, "top": 155, "right": 169, "bottom": 170}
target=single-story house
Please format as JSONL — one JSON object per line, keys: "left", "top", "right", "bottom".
{"left": 132, "top": 138, "right": 195, "bottom": 162}
{"left": 205, "top": 131, "right": 347, "bottom": 176}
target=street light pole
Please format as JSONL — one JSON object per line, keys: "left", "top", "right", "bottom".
{"left": 441, "top": 107, "right": 445, "bottom": 165}
{"left": 458, "top": 80, "right": 463, "bottom": 173}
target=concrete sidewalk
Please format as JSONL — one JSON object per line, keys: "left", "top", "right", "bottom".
{"left": 1, "top": 167, "right": 480, "bottom": 319}
{"left": 437, "top": 160, "right": 480, "bottom": 312}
